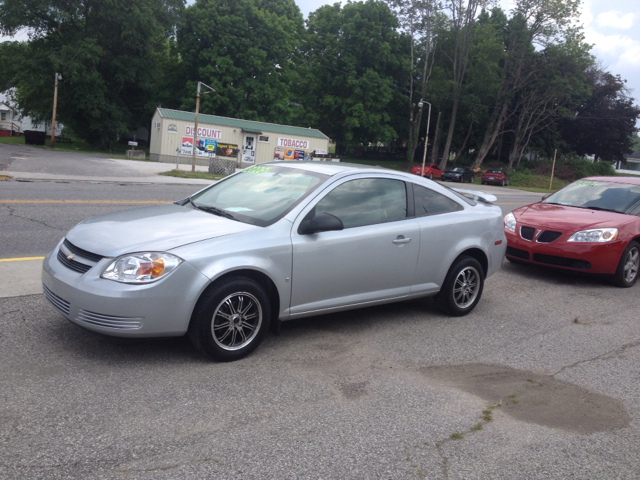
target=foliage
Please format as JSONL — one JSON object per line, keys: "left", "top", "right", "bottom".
{"left": 302, "top": 1, "right": 408, "bottom": 148}
{"left": 0, "top": 0, "right": 184, "bottom": 148}
{"left": 177, "top": 0, "right": 305, "bottom": 125}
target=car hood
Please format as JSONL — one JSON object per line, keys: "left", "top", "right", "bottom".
{"left": 66, "top": 204, "right": 258, "bottom": 257}
{"left": 514, "top": 202, "right": 630, "bottom": 231}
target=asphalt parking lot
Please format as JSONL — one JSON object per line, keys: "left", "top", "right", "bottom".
{"left": 1, "top": 145, "right": 639, "bottom": 479}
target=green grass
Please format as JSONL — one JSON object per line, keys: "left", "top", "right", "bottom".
{"left": 158, "top": 169, "right": 223, "bottom": 181}
{"left": 0, "top": 135, "right": 26, "bottom": 145}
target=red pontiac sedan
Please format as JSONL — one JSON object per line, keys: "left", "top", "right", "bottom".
{"left": 410, "top": 163, "right": 442, "bottom": 179}
{"left": 482, "top": 169, "right": 509, "bottom": 186}
{"left": 504, "top": 177, "right": 640, "bottom": 287}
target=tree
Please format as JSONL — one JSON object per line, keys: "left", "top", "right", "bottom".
{"left": 0, "top": 0, "right": 184, "bottom": 147}
{"left": 303, "top": 0, "right": 408, "bottom": 150}
{"left": 560, "top": 67, "right": 640, "bottom": 163}
{"left": 177, "top": 0, "right": 305, "bottom": 125}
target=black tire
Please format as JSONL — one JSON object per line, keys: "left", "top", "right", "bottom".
{"left": 435, "top": 256, "right": 484, "bottom": 316}
{"left": 188, "top": 276, "right": 271, "bottom": 361}
{"left": 429, "top": 173, "right": 433, "bottom": 180}
{"left": 610, "top": 241, "right": 640, "bottom": 288}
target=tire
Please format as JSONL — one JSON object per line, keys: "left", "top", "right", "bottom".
{"left": 435, "top": 256, "right": 484, "bottom": 316}
{"left": 469, "top": 176, "right": 474, "bottom": 183}
{"left": 501, "top": 179, "right": 505, "bottom": 186}
{"left": 610, "top": 241, "right": 640, "bottom": 288}
{"left": 429, "top": 173, "right": 433, "bottom": 180}
{"left": 188, "top": 276, "right": 271, "bottom": 361}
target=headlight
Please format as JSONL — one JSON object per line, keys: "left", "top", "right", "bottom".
{"left": 568, "top": 228, "right": 618, "bottom": 243}
{"left": 504, "top": 212, "right": 516, "bottom": 232}
{"left": 101, "top": 252, "right": 183, "bottom": 283}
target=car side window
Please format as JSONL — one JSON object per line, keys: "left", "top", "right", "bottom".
{"left": 314, "top": 178, "right": 407, "bottom": 228}
{"left": 413, "top": 184, "right": 463, "bottom": 217}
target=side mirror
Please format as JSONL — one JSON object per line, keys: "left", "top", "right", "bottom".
{"left": 298, "top": 212, "right": 344, "bottom": 235}
{"left": 541, "top": 193, "right": 551, "bottom": 201}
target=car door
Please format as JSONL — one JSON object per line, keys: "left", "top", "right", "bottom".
{"left": 289, "top": 175, "right": 421, "bottom": 316}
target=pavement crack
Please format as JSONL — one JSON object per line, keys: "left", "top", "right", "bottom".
{"left": 6, "top": 204, "right": 65, "bottom": 231}
{"left": 552, "top": 340, "right": 640, "bottom": 377}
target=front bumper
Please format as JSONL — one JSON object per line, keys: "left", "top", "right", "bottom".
{"left": 504, "top": 229, "right": 624, "bottom": 274}
{"left": 41, "top": 241, "right": 210, "bottom": 337}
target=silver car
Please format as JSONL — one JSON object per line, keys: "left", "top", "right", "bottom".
{"left": 42, "top": 162, "right": 506, "bottom": 361}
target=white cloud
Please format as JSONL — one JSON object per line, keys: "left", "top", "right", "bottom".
{"left": 585, "top": 30, "right": 640, "bottom": 68}
{"left": 597, "top": 11, "right": 635, "bottom": 29}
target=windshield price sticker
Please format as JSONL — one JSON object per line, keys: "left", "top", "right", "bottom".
{"left": 245, "top": 166, "right": 271, "bottom": 174}
{"left": 574, "top": 181, "right": 598, "bottom": 186}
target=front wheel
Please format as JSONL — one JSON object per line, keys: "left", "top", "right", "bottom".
{"left": 435, "top": 256, "right": 484, "bottom": 316}
{"left": 611, "top": 241, "right": 640, "bottom": 288}
{"left": 188, "top": 277, "right": 271, "bottom": 361}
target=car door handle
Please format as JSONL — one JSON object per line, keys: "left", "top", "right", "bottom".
{"left": 393, "top": 235, "right": 412, "bottom": 245}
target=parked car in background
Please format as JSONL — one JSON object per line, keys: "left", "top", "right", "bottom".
{"left": 504, "top": 177, "right": 640, "bottom": 287}
{"left": 482, "top": 169, "right": 510, "bottom": 186}
{"left": 442, "top": 167, "right": 475, "bottom": 183}
{"left": 411, "top": 163, "right": 443, "bottom": 179}
{"left": 43, "top": 162, "right": 506, "bottom": 361}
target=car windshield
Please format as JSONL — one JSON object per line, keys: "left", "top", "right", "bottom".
{"left": 450, "top": 168, "right": 464, "bottom": 173}
{"left": 486, "top": 170, "right": 501, "bottom": 174}
{"left": 543, "top": 180, "right": 640, "bottom": 214}
{"left": 190, "top": 164, "right": 329, "bottom": 226}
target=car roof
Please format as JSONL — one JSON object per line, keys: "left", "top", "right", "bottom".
{"left": 264, "top": 161, "right": 393, "bottom": 176}
{"left": 583, "top": 176, "right": 640, "bottom": 186}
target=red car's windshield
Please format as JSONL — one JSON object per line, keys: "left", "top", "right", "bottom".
{"left": 543, "top": 180, "right": 640, "bottom": 214}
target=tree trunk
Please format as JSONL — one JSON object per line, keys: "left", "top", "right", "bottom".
{"left": 438, "top": 99, "right": 459, "bottom": 170}
{"left": 430, "top": 110, "right": 442, "bottom": 164}
{"left": 472, "top": 101, "right": 509, "bottom": 169}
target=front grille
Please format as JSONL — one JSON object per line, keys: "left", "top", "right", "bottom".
{"left": 506, "top": 246, "right": 529, "bottom": 260}
{"left": 43, "top": 284, "right": 70, "bottom": 315}
{"left": 537, "top": 230, "right": 562, "bottom": 243}
{"left": 532, "top": 253, "right": 591, "bottom": 270}
{"left": 76, "top": 310, "right": 143, "bottom": 330}
{"left": 63, "top": 239, "right": 104, "bottom": 262}
{"left": 57, "top": 249, "right": 92, "bottom": 274}
{"left": 520, "top": 226, "right": 535, "bottom": 241}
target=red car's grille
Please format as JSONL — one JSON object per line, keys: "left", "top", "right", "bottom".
{"left": 506, "top": 246, "right": 529, "bottom": 260}
{"left": 520, "top": 226, "right": 536, "bottom": 241}
{"left": 532, "top": 254, "right": 591, "bottom": 270}
{"left": 537, "top": 231, "right": 562, "bottom": 243}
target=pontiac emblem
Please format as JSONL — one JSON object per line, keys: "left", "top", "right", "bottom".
{"left": 66, "top": 253, "right": 75, "bottom": 260}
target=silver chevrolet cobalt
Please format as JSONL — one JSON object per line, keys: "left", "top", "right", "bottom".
{"left": 42, "top": 162, "right": 506, "bottom": 361}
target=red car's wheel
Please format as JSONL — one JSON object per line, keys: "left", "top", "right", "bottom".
{"left": 611, "top": 241, "right": 640, "bottom": 288}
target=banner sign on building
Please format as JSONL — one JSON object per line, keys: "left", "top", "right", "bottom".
{"left": 181, "top": 136, "right": 194, "bottom": 155}
{"left": 217, "top": 143, "right": 240, "bottom": 157}
{"left": 277, "top": 137, "right": 310, "bottom": 150}
{"left": 274, "top": 147, "right": 313, "bottom": 161}
{"left": 185, "top": 125, "right": 222, "bottom": 139}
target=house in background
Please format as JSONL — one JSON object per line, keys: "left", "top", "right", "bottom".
{"left": 0, "top": 89, "right": 63, "bottom": 138}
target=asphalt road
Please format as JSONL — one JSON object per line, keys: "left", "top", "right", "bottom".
{"left": 2, "top": 145, "right": 638, "bottom": 479}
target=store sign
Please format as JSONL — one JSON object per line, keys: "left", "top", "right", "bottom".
{"left": 185, "top": 125, "right": 222, "bottom": 139}
{"left": 167, "top": 124, "right": 178, "bottom": 133}
{"left": 277, "top": 137, "right": 309, "bottom": 149}
{"left": 274, "top": 147, "right": 313, "bottom": 161}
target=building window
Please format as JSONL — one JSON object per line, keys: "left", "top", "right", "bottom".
{"left": 0, "top": 112, "right": 6, "bottom": 121}
{"left": 258, "top": 135, "right": 270, "bottom": 143}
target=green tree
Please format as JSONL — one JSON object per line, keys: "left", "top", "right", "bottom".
{"left": 176, "top": 0, "right": 305, "bottom": 125}
{"left": 0, "top": 0, "right": 184, "bottom": 147}
{"left": 560, "top": 67, "right": 640, "bottom": 163}
{"left": 303, "top": 0, "right": 409, "bottom": 150}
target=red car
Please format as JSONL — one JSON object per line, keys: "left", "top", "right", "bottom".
{"left": 411, "top": 163, "right": 442, "bottom": 180}
{"left": 504, "top": 177, "right": 640, "bottom": 287}
{"left": 482, "top": 169, "right": 509, "bottom": 186}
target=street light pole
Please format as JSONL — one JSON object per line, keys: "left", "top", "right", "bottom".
{"left": 50, "top": 73, "right": 61, "bottom": 149}
{"left": 191, "top": 81, "right": 216, "bottom": 172}
{"left": 419, "top": 99, "right": 432, "bottom": 177}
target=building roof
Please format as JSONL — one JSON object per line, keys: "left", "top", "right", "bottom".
{"left": 626, "top": 150, "right": 640, "bottom": 160}
{"left": 157, "top": 108, "right": 329, "bottom": 140}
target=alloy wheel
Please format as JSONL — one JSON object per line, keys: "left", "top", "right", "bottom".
{"left": 623, "top": 246, "right": 639, "bottom": 284}
{"left": 211, "top": 292, "right": 263, "bottom": 351}
{"left": 453, "top": 266, "right": 480, "bottom": 309}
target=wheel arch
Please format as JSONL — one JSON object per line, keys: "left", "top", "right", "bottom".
{"left": 455, "top": 248, "right": 489, "bottom": 278}
{"left": 189, "top": 268, "right": 281, "bottom": 330}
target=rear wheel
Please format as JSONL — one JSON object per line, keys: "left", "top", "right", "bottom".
{"left": 611, "top": 241, "right": 640, "bottom": 288}
{"left": 435, "top": 256, "right": 484, "bottom": 316}
{"left": 429, "top": 173, "right": 433, "bottom": 180}
{"left": 188, "top": 277, "right": 271, "bottom": 361}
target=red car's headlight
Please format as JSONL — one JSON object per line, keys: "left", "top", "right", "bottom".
{"left": 568, "top": 228, "right": 618, "bottom": 243}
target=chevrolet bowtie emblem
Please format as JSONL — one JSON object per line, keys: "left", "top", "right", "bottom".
{"left": 66, "top": 253, "right": 75, "bottom": 260}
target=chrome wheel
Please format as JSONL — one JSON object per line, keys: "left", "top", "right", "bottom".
{"left": 453, "top": 266, "right": 480, "bottom": 309}
{"left": 623, "top": 246, "right": 639, "bottom": 284}
{"left": 212, "top": 292, "right": 262, "bottom": 351}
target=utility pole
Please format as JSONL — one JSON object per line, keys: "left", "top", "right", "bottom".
{"left": 419, "top": 100, "right": 432, "bottom": 177}
{"left": 51, "top": 73, "right": 61, "bottom": 149}
{"left": 191, "top": 81, "right": 216, "bottom": 172}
